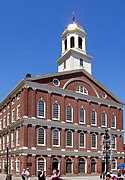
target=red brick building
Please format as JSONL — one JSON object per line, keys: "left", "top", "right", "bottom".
{"left": 0, "top": 19, "right": 124, "bottom": 177}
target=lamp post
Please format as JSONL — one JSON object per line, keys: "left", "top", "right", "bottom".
{"left": 103, "top": 129, "right": 111, "bottom": 173}
{"left": 6, "top": 128, "right": 11, "bottom": 179}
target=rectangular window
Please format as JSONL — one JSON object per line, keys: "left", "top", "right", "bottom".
{"left": 17, "top": 105, "right": 20, "bottom": 120}
{"left": 0, "top": 138, "right": 2, "bottom": 150}
{"left": 38, "top": 128, "right": 45, "bottom": 145}
{"left": 66, "top": 131, "right": 73, "bottom": 147}
{"left": 12, "top": 110, "right": 15, "bottom": 123}
{"left": 3, "top": 116, "right": 6, "bottom": 128}
{"left": 3, "top": 136, "right": 6, "bottom": 149}
{"left": 7, "top": 113, "right": 10, "bottom": 126}
{"left": 80, "top": 59, "right": 83, "bottom": 67}
{"left": 16, "top": 129, "right": 20, "bottom": 146}
{"left": 0, "top": 119, "right": 2, "bottom": 130}
{"left": 79, "top": 133, "right": 85, "bottom": 148}
{"left": 11, "top": 131, "right": 14, "bottom": 147}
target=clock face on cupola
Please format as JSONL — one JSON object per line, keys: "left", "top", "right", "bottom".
{"left": 57, "top": 13, "right": 93, "bottom": 75}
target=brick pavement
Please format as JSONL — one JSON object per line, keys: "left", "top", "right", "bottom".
{"left": 0, "top": 174, "right": 100, "bottom": 180}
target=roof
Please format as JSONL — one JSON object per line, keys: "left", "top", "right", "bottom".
{"left": 0, "top": 69, "right": 124, "bottom": 107}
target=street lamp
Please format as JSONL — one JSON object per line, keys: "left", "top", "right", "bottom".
{"left": 6, "top": 128, "right": 11, "bottom": 180}
{"left": 103, "top": 129, "right": 111, "bottom": 173}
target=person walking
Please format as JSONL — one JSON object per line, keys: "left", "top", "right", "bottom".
{"left": 21, "top": 169, "right": 26, "bottom": 180}
{"left": 38, "top": 169, "right": 46, "bottom": 180}
{"left": 25, "top": 168, "right": 30, "bottom": 180}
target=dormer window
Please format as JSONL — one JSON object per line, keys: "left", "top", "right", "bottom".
{"left": 70, "top": 36, "right": 75, "bottom": 48}
{"left": 76, "top": 85, "right": 88, "bottom": 95}
{"left": 78, "top": 37, "right": 82, "bottom": 49}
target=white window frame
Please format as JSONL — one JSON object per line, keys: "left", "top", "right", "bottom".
{"left": 52, "top": 129, "right": 60, "bottom": 147}
{"left": 101, "top": 112, "right": 107, "bottom": 127}
{"left": 111, "top": 135, "right": 116, "bottom": 150}
{"left": 79, "top": 107, "right": 85, "bottom": 124}
{"left": 12, "top": 109, "right": 15, "bottom": 123}
{"left": 37, "top": 127, "right": 45, "bottom": 146}
{"left": 3, "top": 116, "right": 6, "bottom": 128}
{"left": 79, "top": 132, "right": 86, "bottom": 148}
{"left": 91, "top": 133, "right": 97, "bottom": 149}
{"left": 66, "top": 105, "right": 73, "bottom": 122}
{"left": 91, "top": 110, "right": 97, "bottom": 126}
{"left": 66, "top": 130, "right": 73, "bottom": 147}
{"left": 37, "top": 99, "right": 46, "bottom": 118}
{"left": 17, "top": 105, "right": 20, "bottom": 120}
{"left": 11, "top": 158, "right": 14, "bottom": 171}
{"left": 7, "top": 113, "right": 10, "bottom": 126}
{"left": 52, "top": 102, "right": 60, "bottom": 120}
{"left": 0, "top": 119, "right": 2, "bottom": 130}
{"left": 0, "top": 138, "right": 2, "bottom": 150}
{"left": 76, "top": 85, "right": 88, "bottom": 95}
{"left": 111, "top": 159, "right": 117, "bottom": 171}
{"left": 11, "top": 131, "right": 14, "bottom": 147}
{"left": 111, "top": 113, "right": 116, "bottom": 129}
{"left": 37, "top": 157, "right": 46, "bottom": 172}
{"left": 16, "top": 129, "right": 20, "bottom": 146}
{"left": 16, "top": 158, "right": 20, "bottom": 173}
{"left": 3, "top": 136, "right": 6, "bottom": 150}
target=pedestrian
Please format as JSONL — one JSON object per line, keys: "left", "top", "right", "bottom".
{"left": 56, "top": 169, "right": 60, "bottom": 177}
{"left": 21, "top": 169, "right": 26, "bottom": 180}
{"left": 49, "top": 169, "right": 57, "bottom": 180}
{"left": 38, "top": 169, "right": 46, "bottom": 180}
{"left": 25, "top": 168, "right": 30, "bottom": 180}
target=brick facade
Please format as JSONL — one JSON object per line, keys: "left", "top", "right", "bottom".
{"left": 0, "top": 70, "right": 124, "bottom": 177}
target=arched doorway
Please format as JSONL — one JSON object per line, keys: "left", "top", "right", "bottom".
{"left": 91, "top": 159, "right": 96, "bottom": 173}
{"left": 66, "top": 158, "right": 72, "bottom": 173}
{"left": 52, "top": 158, "right": 59, "bottom": 171}
{"left": 78, "top": 158, "right": 86, "bottom": 173}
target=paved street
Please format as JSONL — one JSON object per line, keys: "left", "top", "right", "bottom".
{"left": 0, "top": 174, "right": 100, "bottom": 180}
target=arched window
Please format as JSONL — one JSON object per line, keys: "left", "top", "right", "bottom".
{"left": 64, "top": 39, "right": 67, "bottom": 50}
{"left": 91, "top": 159, "right": 96, "bottom": 173}
{"left": 111, "top": 135, "right": 116, "bottom": 150}
{"left": 102, "top": 112, "right": 107, "bottom": 127}
{"left": 66, "top": 130, "right": 73, "bottom": 147}
{"left": 112, "top": 158, "right": 117, "bottom": 170}
{"left": 79, "top": 132, "right": 85, "bottom": 147}
{"left": 78, "top": 158, "right": 85, "bottom": 173}
{"left": 76, "top": 85, "right": 88, "bottom": 95}
{"left": 52, "top": 129, "right": 60, "bottom": 146}
{"left": 79, "top": 107, "right": 85, "bottom": 124}
{"left": 16, "top": 158, "right": 20, "bottom": 173}
{"left": 91, "top": 133, "right": 97, "bottom": 149}
{"left": 37, "top": 157, "right": 46, "bottom": 171}
{"left": 111, "top": 114, "right": 116, "bottom": 128}
{"left": 52, "top": 158, "right": 59, "bottom": 170}
{"left": 38, "top": 100, "right": 45, "bottom": 118}
{"left": 70, "top": 37, "right": 75, "bottom": 48}
{"left": 91, "top": 110, "right": 97, "bottom": 125}
{"left": 38, "top": 127, "right": 45, "bottom": 145}
{"left": 66, "top": 105, "right": 73, "bottom": 122}
{"left": 52, "top": 102, "right": 60, "bottom": 120}
{"left": 66, "top": 158, "right": 72, "bottom": 173}
{"left": 78, "top": 37, "right": 82, "bottom": 49}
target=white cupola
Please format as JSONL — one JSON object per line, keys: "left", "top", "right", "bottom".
{"left": 57, "top": 16, "right": 93, "bottom": 75}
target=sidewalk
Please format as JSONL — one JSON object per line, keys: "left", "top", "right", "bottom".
{"left": 0, "top": 174, "right": 100, "bottom": 180}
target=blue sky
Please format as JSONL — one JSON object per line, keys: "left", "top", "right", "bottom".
{"left": 0, "top": 0, "right": 125, "bottom": 125}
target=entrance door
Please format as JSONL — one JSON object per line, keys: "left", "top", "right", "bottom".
{"left": 102, "top": 161, "right": 105, "bottom": 173}
{"left": 52, "top": 158, "right": 58, "bottom": 170}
